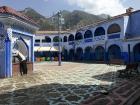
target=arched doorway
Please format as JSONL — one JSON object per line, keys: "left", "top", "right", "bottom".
{"left": 133, "top": 43, "right": 140, "bottom": 62}
{"left": 108, "top": 45, "right": 121, "bottom": 60}
{"left": 69, "top": 49, "right": 75, "bottom": 61}
{"left": 12, "top": 38, "right": 29, "bottom": 62}
{"left": 84, "top": 47, "right": 92, "bottom": 60}
{"left": 95, "top": 46, "right": 105, "bottom": 61}
{"left": 63, "top": 36, "right": 67, "bottom": 42}
{"left": 63, "top": 49, "right": 68, "bottom": 61}
{"left": 76, "top": 47, "right": 83, "bottom": 61}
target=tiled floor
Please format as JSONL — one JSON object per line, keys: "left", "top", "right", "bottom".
{"left": 0, "top": 62, "right": 125, "bottom": 105}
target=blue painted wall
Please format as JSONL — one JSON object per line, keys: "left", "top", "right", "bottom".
{"left": 5, "top": 38, "right": 12, "bottom": 77}
{"left": 126, "top": 11, "right": 140, "bottom": 38}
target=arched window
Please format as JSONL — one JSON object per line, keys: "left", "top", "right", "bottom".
{"left": 75, "top": 32, "right": 83, "bottom": 40}
{"left": 68, "top": 34, "right": 74, "bottom": 41}
{"left": 53, "top": 36, "right": 62, "bottom": 42}
{"left": 35, "top": 39, "right": 40, "bottom": 43}
{"left": 107, "top": 23, "right": 121, "bottom": 34}
{"left": 42, "top": 36, "right": 51, "bottom": 43}
{"left": 84, "top": 30, "right": 93, "bottom": 38}
{"left": 94, "top": 27, "right": 105, "bottom": 36}
{"left": 63, "top": 36, "right": 67, "bottom": 42}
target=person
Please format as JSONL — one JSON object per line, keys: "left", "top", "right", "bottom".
{"left": 13, "top": 49, "right": 27, "bottom": 75}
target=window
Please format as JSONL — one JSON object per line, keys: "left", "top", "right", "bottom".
{"left": 107, "top": 23, "right": 121, "bottom": 34}
{"left": 75, "top": 32, "right": 83, "bottom": 40}
{"left": 63, "top": 36, "right": 67, "bottom": 42}
{"left": 35, "top": 39, "right": 40, "bottom": 43}
{"left": 45, "top": 36, "right": 51, "bottom": 43}
{"left": 94, "top": 27, "right": 105, "bottom": 36}
{"left": 68, "top": 34, "right": 74, "bottom": 41}
{"left": 53, "top": 36, "right": 62, "bottom": 42}
{"left": 84, "top": 30, "right": 93, "bottom": 38}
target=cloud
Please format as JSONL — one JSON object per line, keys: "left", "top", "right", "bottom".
{"left": 66, "top": 0, "right": 126, "bottom": 16}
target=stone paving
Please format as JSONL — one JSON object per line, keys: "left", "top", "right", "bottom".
{"left": 0, "top": 62, "right": 126, "bottom": 105}
{"left": 80, "top": 77, "right": 140, "bottom": 105}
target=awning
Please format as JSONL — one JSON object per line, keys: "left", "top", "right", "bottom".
{"left": 34, "top": 47, "right": 58, "bottom": 52}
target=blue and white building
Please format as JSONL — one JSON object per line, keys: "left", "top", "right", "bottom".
{"left": 35, "top": 8, "right": 140, "bottom": 65}
{"left": 0, "top": 6, "right": 38, "bottom": 78}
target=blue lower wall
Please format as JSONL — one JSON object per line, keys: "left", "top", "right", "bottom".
{"left": 5, "top": 38, "right": 12, "bottom": 78}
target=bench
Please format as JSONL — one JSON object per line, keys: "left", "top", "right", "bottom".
{"left": 118, "top": 63, "right": 139, "bottom": 78}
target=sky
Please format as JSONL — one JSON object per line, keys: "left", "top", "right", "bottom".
{"left": 0, "top": 0, "right": 140, "bottom": 17}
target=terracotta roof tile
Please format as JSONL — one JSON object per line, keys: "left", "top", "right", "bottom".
{"left": 0, "top": 6, "right": 38, "bottom": 26}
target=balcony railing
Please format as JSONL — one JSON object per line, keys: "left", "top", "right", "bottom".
{"left": 108, "top": 33, "right": 120, "bottom": 39}
{"left": 94, "top": 35, "right": 106, "bottom": 41}
{"left": 84, "top": 38, "right": 93, "bottom": 43}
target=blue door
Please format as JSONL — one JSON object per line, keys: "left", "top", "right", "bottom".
{"left": 84, "top": 47, "right": 92, "bottom": 60}
{"left": 69, "top": 49, "right": 75, "bottom": 61}
{"left": 95, "top": 46, "right": 105, "bottom": 61}
{"left": 76, "top": 48, "right": 83, "bottom": 60}
{"left": 134, "top": 43, "right": 140, "bottom": 62}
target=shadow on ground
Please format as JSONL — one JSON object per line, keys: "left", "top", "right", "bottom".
{"left": 0, "top": 83, "right": 112, "bottom": 105}
{"left": 92, "top": 71, "right": 119, "bottom": 82}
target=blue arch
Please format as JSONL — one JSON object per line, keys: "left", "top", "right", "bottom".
{"left": 63, "top": 36, "right": 67, "bottom": 42}
{"left": 95, "top": 46, "right": 105, "bottom": 61}
{"left": 63, "top": 49, "right": 68, "bottom": 60}
{"left": 108, "top": 44, "right": 121, "bottom": 60}
{"left": 75, "top": 32, "right": 83, "bottom": 40}
{"left": 107, "top": 23, "right": 121, "bottom": 34}
{"left": 68, "top": 34, "right": 74, "bottom": 41}
{"left": 84, "top": 30, "right": 93, "bottom": 38}
{"left": 84, "top": 47, "right": 93, "bottom": 60}
{"left": 53, "top": 36, "right": 62, "bottom": 42}
{"left": 69, "top": 49, "right": 75, "bottom": 61}
{"left": 44, "top": 36, "right": 51, "bottom": 43}
{"left": 94, "top": 27, "right": 105, "bottom": 36}
{"left": 19, "top": 36, "right": 29, "bottom": 60}
{"left": 76, "top": 47, "right": 83, "bottom": 60}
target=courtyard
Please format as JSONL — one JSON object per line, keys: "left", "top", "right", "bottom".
{"left": 0, "top": 62, "right": 132, "bottom": 105}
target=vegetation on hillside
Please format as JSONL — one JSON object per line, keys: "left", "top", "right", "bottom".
{"left": 20, "top": 7, "right": 110, "bottom": 31}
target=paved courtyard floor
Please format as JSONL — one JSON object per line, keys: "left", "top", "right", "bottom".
{"left": 0, "top": 62, "right": 126, "bottom": 105}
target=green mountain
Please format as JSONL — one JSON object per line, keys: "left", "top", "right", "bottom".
{"left": 20, "top": 7, "right": 110, "bottom": 31}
